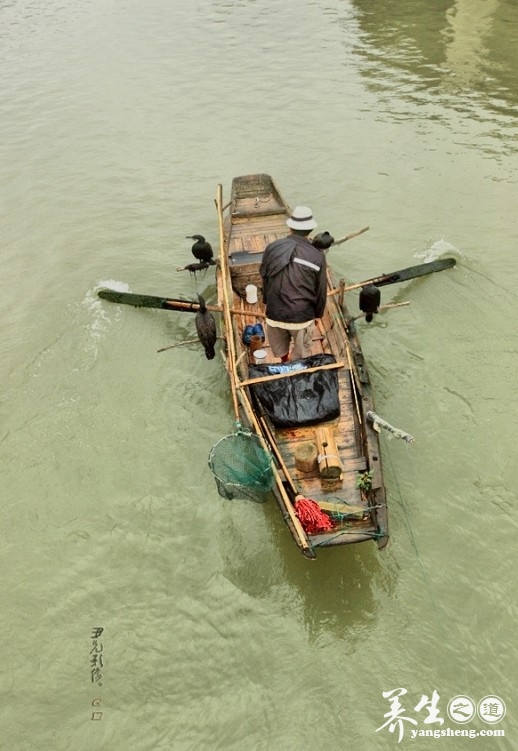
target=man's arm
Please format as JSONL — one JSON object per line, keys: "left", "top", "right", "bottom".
{"left": 314, "top": 261, "right": 328, "bottom": 319}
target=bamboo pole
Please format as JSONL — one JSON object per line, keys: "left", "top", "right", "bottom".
{"left": 216, "top": 184, "right": 240, "bottom": 422}
{"left": 235, "top": 350, "right": 247, "bottom": 369}
{"left": 157, "top": 336, "right": 226, "bottom": 353}
{"left": 352, "top": 301, "right": 410, "bottom": 320}
{"left": 316, "top": 316, "right": 362, "bottom": 428}
{"left": 259, "top": 417, "right": 296, "bottom": 491}
{"left": 237, "top": 361, "right": 345, "bottom": 389}
{"left": 344, "top": 339, "right": 362, "bottom": 426}
{"left": 215, "top": 184, "right": 314, "bottom": 559}
{"left": 156, "top": 337, "right": 199, "bottom": 353}
{"left": 160, "top": 298, "right": 264, "bottom": 318}
{"left": 338, "top": 278, "right": 345, "bottom": 309}
{"left": 259, "top": 416, "right": 316, "bottom": 504}
{"left": 331, "top": 226, "right": 369, "bottom": 246}
{"left": 236, "top": 389, "right": 315, "bottom": 559}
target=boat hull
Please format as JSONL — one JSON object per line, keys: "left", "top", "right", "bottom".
{"left": 216, "top": 174, "right": 388, "bottom": 556}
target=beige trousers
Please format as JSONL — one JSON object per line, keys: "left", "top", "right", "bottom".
{"left": 266, "top": 321, "right": 314, "bottom": 360}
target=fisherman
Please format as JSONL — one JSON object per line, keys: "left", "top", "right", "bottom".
{"left": 260, "top": 206, "right": 327, "bottom": 362}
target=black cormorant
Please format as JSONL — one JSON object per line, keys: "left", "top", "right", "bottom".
{"left": 195, "top": 295, "right": 217, "bottom": 360}
{"left": 359, "top": 283, "right": 381, "bottom": 322}
{"left": 186, "top": 235, "right": 215, "bottom": 265}
{"left": 312, "top": 231, "right": 335, "bottom": 250}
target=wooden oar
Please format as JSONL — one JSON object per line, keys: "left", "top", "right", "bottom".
{"left": 97, "top": 289, "right": 262, "bottom": 318}
{"left": 328, "top": 257, "right": 456, "bottom": 296}
{"left": 98, "top": 289, "right": 209, "bottom": 312}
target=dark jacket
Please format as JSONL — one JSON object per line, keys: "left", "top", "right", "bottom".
{"left": 259, "top": 235, "right": 327, "bottom": 323}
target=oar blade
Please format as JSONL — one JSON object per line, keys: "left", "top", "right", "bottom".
{"left": 98, "top": 289, "right": 200, "bottom": 312}
{"left": 375, "top": 257, "right": 456, "bottom": 288}
{"left": 343, "top": 257, "right": 456, "bottom": 292}
{"left": 98, "top": 289, "right": 169, "bottom": 309}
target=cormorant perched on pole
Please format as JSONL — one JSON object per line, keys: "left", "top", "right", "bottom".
{"left": 312, "top": 231, "right": 335, "bottom": 250}
{"left": 359, "top": 283, "right": 381, "bottom": 322}
{"left": 186, "top": 235, "right": 215, "bottom": 265}
{"left": 195, "top": 295, "right": 217, "bottom": 360}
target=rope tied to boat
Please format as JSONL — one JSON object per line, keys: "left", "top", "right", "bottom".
{"left": 366, "top": 411, "right": 415, "bottom": 443}
{"left": 312, "top": 526, "right": 387, "bottom": 546}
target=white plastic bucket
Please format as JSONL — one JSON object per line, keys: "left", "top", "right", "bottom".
{"left": 253, "top": 348, "right": 267, "bottom": 364}
{"left": 245, "top": 284, "right": 258, "bottom": 304}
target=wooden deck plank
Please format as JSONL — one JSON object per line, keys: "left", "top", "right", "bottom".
{"left": 229, "top": 215, "right": 286, "bottom": 233}
{"left": 275, "top": 426, "right": 358, "bottom": 449}
{"left": 280, "top": 474, "right": 361, "bottom": 501}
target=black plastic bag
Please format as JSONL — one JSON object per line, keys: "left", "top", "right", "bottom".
{"left": 248, "top": 353, "right": 340, "bottom": 428}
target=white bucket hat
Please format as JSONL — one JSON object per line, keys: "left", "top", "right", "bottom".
{"left": 286, "top": 205, "right": 317, "bottom": 231}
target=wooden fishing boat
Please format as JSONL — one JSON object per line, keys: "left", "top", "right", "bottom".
{"left": 98, "top": 174, "right": 455, "bottom": 559}
{"left": 214, "top": 174, "right": 389, "bottom": 558}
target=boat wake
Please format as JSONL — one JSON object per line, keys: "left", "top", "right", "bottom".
{"left": 414, "top": 239, "right": 459, "bottom": 263}
{"left": 82, "top": 280, "right": 130, "bottom": 356}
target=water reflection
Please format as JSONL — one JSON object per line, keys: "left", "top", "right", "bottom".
{"left": 347, "top": 0, "right": 518, "bottom": 134}
{"left": 280, "top": 544, "right": 397, "bottom": 646}
{"left": 221, "top": 503, "right": 398, "bottom": 645}
{"left": 442, "top": 0, "right": 499, "bottom": 87}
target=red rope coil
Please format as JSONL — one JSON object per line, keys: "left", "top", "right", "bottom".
{"left": 295, "top": 497, "right": 334, "bottom": 534}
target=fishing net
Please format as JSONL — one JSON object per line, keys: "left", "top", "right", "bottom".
{"left": 208, "top": 428, "right": 274, "bottom": 503}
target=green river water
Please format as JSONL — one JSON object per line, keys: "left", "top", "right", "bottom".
{"left": 1, "top": 1, "right": 517, "bottom": 749}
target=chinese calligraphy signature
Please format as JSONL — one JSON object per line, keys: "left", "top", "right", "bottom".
{"left": 90, "top": 627, "right": 104, "bottom": 721}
